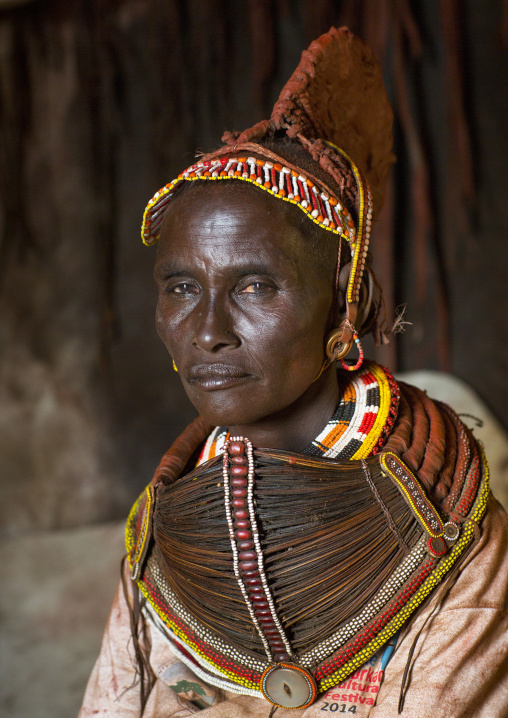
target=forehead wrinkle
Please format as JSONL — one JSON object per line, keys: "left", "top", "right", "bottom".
{"left": 160, "top": 183, "right": 325, "bottom": 282}
{"left": 165, "top": 224, "right": 302, "bottom": 270}
{"left": 166, "top": 181, "right": 296, "bottom": 238}
{"left": 183, "top": 210, "right": 285, "bottom": 251}
{"left": 164, "top": 246, "right": 299, "bottom": 285}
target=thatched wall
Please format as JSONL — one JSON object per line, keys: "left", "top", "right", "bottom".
{"left": 1, "top": 0, "right": 507, "bottom": 534}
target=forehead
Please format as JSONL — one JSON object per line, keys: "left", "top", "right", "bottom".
{"left": 157, "top": 181, "right": 319, "bottom": 272}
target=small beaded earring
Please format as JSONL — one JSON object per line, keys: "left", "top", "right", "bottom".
{"left": 172, "top": 360, "right": 178, "bottom": 373}
{"left": 340, "top": 330, "right": 364, "bottom": 372}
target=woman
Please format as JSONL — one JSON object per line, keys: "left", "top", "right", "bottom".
{"left": 80, "top": 27, "right": 508, "bottom": 717}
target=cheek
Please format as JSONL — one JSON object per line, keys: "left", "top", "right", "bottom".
{"left": 246, "top": 303, "right": 328, "bottom": 374}
{"left": 155, "top": 298, "right": 181, "bottom": 354}
{"left": 155, "top": 301, "right": 163, "bottom": 330}
{"left": 155, "top": 301, "right": 168, "bottom": 342}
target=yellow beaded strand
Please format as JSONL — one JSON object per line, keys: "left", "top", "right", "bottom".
{"left": 319, "top": 451, "right": 490, "bottom": 690}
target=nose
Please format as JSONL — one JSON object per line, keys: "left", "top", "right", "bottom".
{"left": 193, "top": 295, "right": 240, "bottom": 353}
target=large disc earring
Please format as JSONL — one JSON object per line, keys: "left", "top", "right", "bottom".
{"left": 326, "top": 326, "right": 364, "bottom": 371}
{"left": 326, "top": 328, "right": 353, "bottom": 361}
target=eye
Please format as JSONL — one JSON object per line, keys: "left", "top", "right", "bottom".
{"left": 240, "top": 281, "right": 275, "bottom": 295}
{"left": 170, "top": 281, "right": 199, "bottom": 295}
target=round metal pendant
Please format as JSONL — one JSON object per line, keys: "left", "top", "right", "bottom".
{"left": 428, "top": 535, "right": 447, "bottom": 557}
{"left": 261, "top": 663, "right": 317, "bottom": 709}
{"left": 443, "top": 521, "right": 460, "bottom": 542}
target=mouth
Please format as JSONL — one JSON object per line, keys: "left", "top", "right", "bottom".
{"left": 186, "top": 363, "right": 254, "bottom": 390}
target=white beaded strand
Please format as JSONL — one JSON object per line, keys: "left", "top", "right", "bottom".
{"left": 222, "top": 438, "right": 272, "bottom": 661}
{"left": 245, "top": 439, "right": 294, "bottom": 658}
{"left": 299, "top": 537, "right": 428, "bottom": 665}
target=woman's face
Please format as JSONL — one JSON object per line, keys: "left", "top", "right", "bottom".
{"left": 154, "top": 182, "right": 337, "bottom": 428}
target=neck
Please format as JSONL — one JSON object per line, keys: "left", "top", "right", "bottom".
{"left": 228, "top": 367, "right": 340, "bottom": 453}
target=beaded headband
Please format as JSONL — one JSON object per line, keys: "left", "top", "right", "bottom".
{"left": 141, "top": 145, "right": 373, "bottom": 320}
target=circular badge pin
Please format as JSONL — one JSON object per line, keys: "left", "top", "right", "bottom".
{"left": 261, "top": 663, "right": 317, "bottom": 709}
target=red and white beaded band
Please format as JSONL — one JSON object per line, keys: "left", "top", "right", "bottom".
{"left": 222, "top": 437, "right": 294, "bottom": 663}
{"left": 141, "top": 150, "right": 373, "bottom": 308}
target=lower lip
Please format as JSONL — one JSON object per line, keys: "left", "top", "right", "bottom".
{"left": 188, "top": 375, "right": 252, "bottom": 391}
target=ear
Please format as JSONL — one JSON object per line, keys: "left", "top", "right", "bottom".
{"left": 355, "top": 268, "right": 375, "bottom": 334}
{"left": 332, "top": 261, "right": 352, "bottom": 325}
{"left": 333, "top": 262, "right": 375, "bottom": 334}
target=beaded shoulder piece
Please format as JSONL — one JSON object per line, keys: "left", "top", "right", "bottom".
{"left": 125, "top": 368, "right": 489, "bottom": 710}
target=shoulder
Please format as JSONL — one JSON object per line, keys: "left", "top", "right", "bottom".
{"left": 449, "top": 496, "right": 508, "bottom": 609}
{"left": 373, "top": 498, "right": 508, "bottom": 717}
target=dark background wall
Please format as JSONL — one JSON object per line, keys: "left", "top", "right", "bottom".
{"left": 1, "top": 0, "right": 507, "bottom": 536}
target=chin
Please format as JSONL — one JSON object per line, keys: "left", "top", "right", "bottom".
{"left": 195, "top": 404, "right": 267, "bottom": 429}
{"left": 183, "top": 386, "right": 273, "bottom": 428}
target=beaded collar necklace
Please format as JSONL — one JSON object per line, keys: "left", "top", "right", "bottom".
{"left": 126, "top": 365, "right": 489, "bottom": 710}
{"left": 198, "top": 362, "right": 398, "bottom": 466}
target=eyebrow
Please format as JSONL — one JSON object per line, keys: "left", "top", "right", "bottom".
{"left": 156, "top": 263, "right": 279, "bottom": 278}
{"left": 155, "top": 268, "right": 190, "bottom": 277}
{"left": 229, "top": 264, "right": 277, "bottom": 277}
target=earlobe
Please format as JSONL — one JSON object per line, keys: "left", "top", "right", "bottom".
{"left": 325, "top": 329, "right": 352, "bottom": 361}
{"left": 326, "top": 259, "right": 367, "bottom": 372}
{"left": 325, "top": 321, "right": 364, "bottom": 372}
